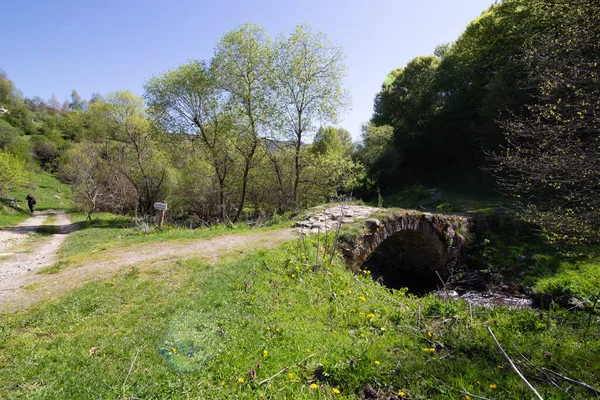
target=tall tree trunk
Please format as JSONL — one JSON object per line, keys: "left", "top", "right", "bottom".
{"left": 292, "top": 112, "right": 303, "bottom": 209}
{"left": 234, "top": 140, "right": 257, "bottom": 222}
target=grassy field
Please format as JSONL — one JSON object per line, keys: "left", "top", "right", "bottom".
{"left": 0, "top": 170, "right": 72, "bottom": 227}
{"left": 1, "top": 176, "right": 599, "bottom": 398}
{"left": 1, "top": 235, "right": 599, "bottom": 399}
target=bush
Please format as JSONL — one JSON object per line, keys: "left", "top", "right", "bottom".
{"left": 0, "top": 150, "right": 32, "bottom": 194}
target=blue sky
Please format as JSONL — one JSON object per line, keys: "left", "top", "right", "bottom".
{"left": 1, "top": 0, "right": 493, "bottom": 140}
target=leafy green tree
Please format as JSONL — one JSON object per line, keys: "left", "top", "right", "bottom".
{"left": 0, "top": 150, "right": 31, "bottom": 194}
{"left": 312, "top": 126, "right": 353, "bottom": 157}
{"left": 30, "top": 132, "right": 67, "bottom": 171}
{"left": 354, "top": 123, "right": 402, "bottom": 192}
{"left": 372, "top": 55, "right": 440, "bottom": 139}
{"left": 273, "top": 24, "right": 350, "bottom": 208}
{"left": 299, "top": 149, "right": 364, "bottom": 205}
{"left": 145, "top": 60, "right": 235, "bottom": 221}
{"left": 492, "top": 0, "right": 600, "bottom": 242}
{"left": 0, "top": 119, "right": 23, "bottom": 150}
{"left": 0, "top": 70, "right": 15, "bottom": 106}
{"left": 2, "top": 102, "right": 37, "bottom": 135}
{"left": 212, "top": 23, "right": 273, "bottom": 221}
{"left": 87, "top": 91, "right": 171, "bottom": 214}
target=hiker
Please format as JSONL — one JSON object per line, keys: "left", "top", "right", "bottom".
{"left": 26, "top": 193, "right": 36, "bottom": 214}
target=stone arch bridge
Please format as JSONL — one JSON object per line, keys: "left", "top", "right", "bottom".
{"left": 295, "top": 206, "right": 472, "bottom": 279}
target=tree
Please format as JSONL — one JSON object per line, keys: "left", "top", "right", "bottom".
{"left": 145, "top": 60, "right": 235, "bottom": 221}
{"left": 372, "top": 55, "right": 440, "bottom": 139}
{"left": 212, "top": 23, "right": 274, "bottom": 221}
{"left": 0, "top": 150, "right": 31, "bottom": 194}
{"left": 492, "top": 0, "right": 600, "bottom": 242}
{"left": 0, "top": 70, "right": 15, "bottom": 106}
{"left": 354, "top": 123, "right": 402, "bottom": 192}
{"left": 0, "top": 119, "right": 23, "bottom": 150}
{"left": 48, "top": 95, "right": 62, "bottom": 111}
{"left": 273, "top": 24, "right": 350, "bottom": 208}
{"left": 69, "top": 90, "right": 86, "bottom": 111}
{"left": 89, "top": 91, "right": 171, "bottom": 214}
{"left": 89, "top": 92, "right": 103, "bottom": 104}
{"left": 312, "top": 126, "right": 353, "bottom": 157}
{"left": 60, "top": 142, "right": 133, "bottom": 219}
{"left": 367, "top": 0, "right": 574, "bottom": 189}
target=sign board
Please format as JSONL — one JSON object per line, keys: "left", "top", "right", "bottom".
{"left": 154, "top": 202, "right": 168, "bottom": 211}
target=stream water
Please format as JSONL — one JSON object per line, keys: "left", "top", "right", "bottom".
{"left": 366, "top": 264, "right": 534, "bottom": 309}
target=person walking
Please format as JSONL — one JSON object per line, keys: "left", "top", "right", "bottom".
{"left": 26, "top": 193, "right": 36, "bottom": 214}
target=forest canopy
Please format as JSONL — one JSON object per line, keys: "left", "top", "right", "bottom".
{"left": 363, "top": 0, "right": 599, "bottom": 241}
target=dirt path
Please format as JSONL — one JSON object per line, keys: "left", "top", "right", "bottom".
{"left": 0, "top": 213, "right": 296, "bottom": 311}
{"left": 0, "top": 210, "right": 75, "bottom": 285}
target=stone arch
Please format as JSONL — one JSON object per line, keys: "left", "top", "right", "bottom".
{"left": 342, "top": 211, "right": 471, "bottom": 280}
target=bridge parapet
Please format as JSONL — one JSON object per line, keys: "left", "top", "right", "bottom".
{"left": 295, "top": 206, "right": 472, "bottom": 278}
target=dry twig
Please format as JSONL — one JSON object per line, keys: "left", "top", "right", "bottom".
{"left": 258, "top": 354, "right": 316, "bottom": 386}
{"left": 541, "top": 367, "right": 600, "bottom": 395}
{"left": 487, "top": 327, "right": 544, "bottom": 400}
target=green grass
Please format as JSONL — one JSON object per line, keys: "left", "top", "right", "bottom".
{"left": 0, "top": 170, "right": 72, "bottom": 227}
{"left": 469, "top": 213, "right": 600, "bottom": 307}
{"left": 1, "top": 237, "right": 599, "bottom": 399}
{"left": 58, "top": 212, "right": 292, "bottom": 260}
{"left": 534, "top": 258, "right": 600, "bottom": 301}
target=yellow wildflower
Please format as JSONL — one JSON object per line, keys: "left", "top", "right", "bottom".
{"left": 366, "top": 313, "right": 375, "bottom": 319}
{"left": 237, "top": 377, "right": 244, "bottom": 383}
{"left": 489, "top": 384, "right": 497, "bottom": 389}
{"left": 399, "top": 391, "right": 405, "bottom": 397}
{"left": 310, "top": 383, "right": 318, "bottom": 389}
{"left": 465, "top": 396, "right": 471, "bottom": 400}
{"left": 374, "top": 360, "right": 380, "bottom": 365}
{"left": 263, "top": 349, "right": 268, "bottom": 357}
{"left": 360, "top": 333, "right": 365, "bottom": 337}
{"left": 360, "top": 296, "right": 366, "bottom": 302}
{"left": 427, "top": 331, "right": 432, "bottom": 337}
{"left": 333, "top": 388, "right": 341, "bottom": 394}
{"left": 288, "top": 372, "right": 294, "bottom": 379}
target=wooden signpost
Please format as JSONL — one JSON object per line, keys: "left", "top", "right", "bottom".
{"left": 154, "top": 201, "right": 168, "bottom": 229}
